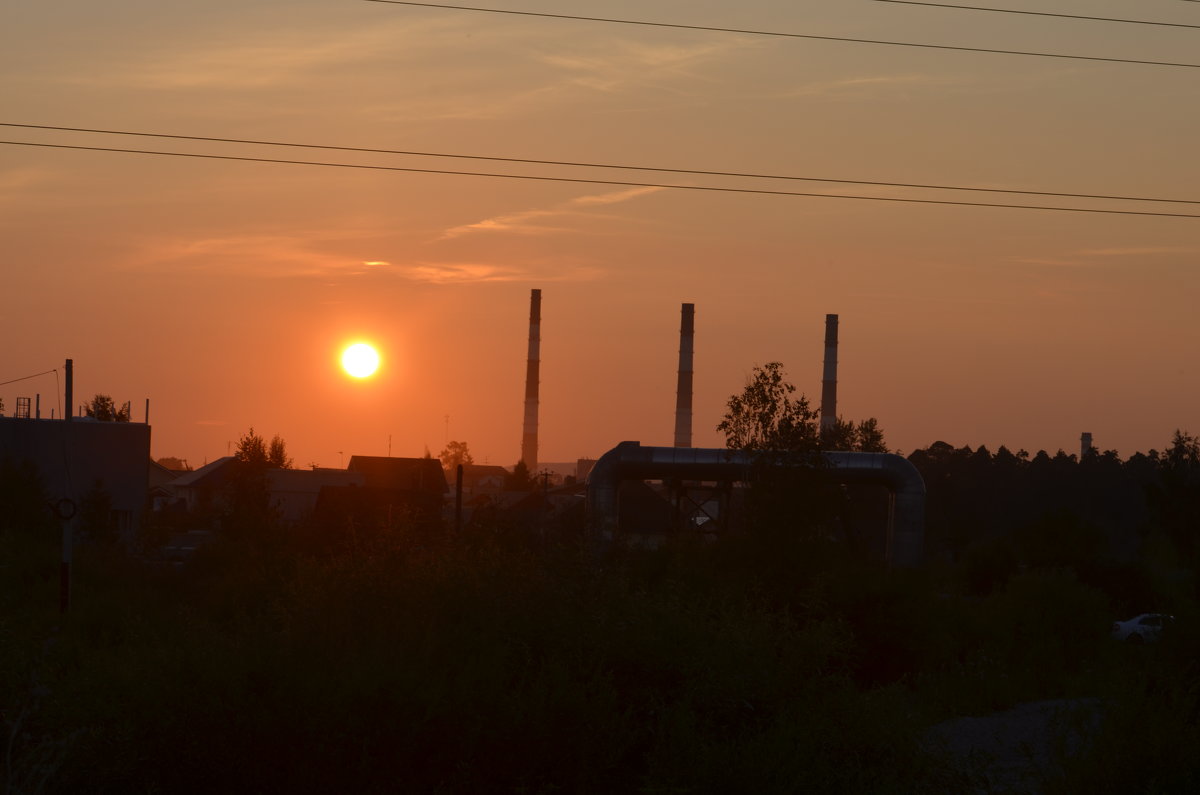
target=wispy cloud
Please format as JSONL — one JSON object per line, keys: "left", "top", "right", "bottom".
{"left": 440, "top": 186, "right": 665, "bottom": 240}
{"left": 540, "top": 39, "right": 746, "bottom": 94}
{"left": 784, "top": 73, "right": 967, "bottom": 99}
{"left": 440, "top": 208, "right": 568, "bottom": 240}
{"left": 395, "top": 260, "right": 604, "bottom": 285}
{"left": 129, "top": 231, "right": 383, "bottom": 278}
{"left": 1009, "top": 257, "right": 1086, "bottom": 268}
{"left": 126, "top": 229, "right": 604, "bottom": 286}
{"left": 68, "top": 15, "right": 748, "bottom": 126}
{"left": 0, "top": 166, "right": 60, "bottom": 207}
{"left": 398, "top": 262, "right": 526, "bottom": 284}
{"left": 1077, "top": 246, "right": 1200, "bottom": 257}
{"left": 72, "top": 18, "right": 470, "bottom": 90}
{"left": 1009, "top": 245, "right": 1200, "bottom": 270}
{"left": 364, "top": 36, "right": 753, "bottom": 123}
{"left": 569, "top": 186, "right": 664, "bottom": 206}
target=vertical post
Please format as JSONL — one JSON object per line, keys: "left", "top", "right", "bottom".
{"left": 54, "top": 499, "right": 76, "bottom": 613}
{"left": 60, "top": 529, "right": 71, "bottom": 613}
{"left": 60, "top": 361, "right": 74, "bottom": 612}
{"left": 540, "top": 469, "right": 551, "bottom": 541}
{"left": 64, "top": 358, "right": 73, "bottom": 421}
{"left": 454, "top": 463, "right": 463, "bottom": 534}
{"left": 674, "top": 303, "right": 695, "bottom": 448}
{"left": 35, "top": 393, "right": 40, "bottom": 419}
{"left": 820, "top": 315, "right": 838, "bottom": 436}
{"left": 521, "top": 289, "right": 541, "bottom": 471}
{"left": 145, "top": 398, "right": 150, "bottom": 424}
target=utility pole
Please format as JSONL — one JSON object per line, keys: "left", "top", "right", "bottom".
{"left": 454, "top": 464, "right": 463, "bottom": 535}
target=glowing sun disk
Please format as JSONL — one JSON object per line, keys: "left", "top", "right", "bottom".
{"left": 341, "top": 343, "right": 380, "bottom": 378}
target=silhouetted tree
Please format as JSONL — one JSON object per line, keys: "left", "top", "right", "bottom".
{"left": 268, "top": 435, "right": 293, "bottom": 469}
{"left": 1151, "top": 429, "right": 1200, "bottom": 560}
{"left": 716, "top": 362, "right": 845, "bottom": 565}
{"left": 224, "top": 427, "right": 289, "bottom": 538}
{"left": 235, "top": 427, "right": 268, "bottom": 464}
{"left": 853, "top": 417, "right": 888, "bottom": 452}
{"left": 906, "top": 436, "right": 1169, "bottom": 572}
{"left": 824, "top": 417, "right": 889, "bottom": 452}
{"left": 717, "top": 362, "right": 819, "bottom": 453}
{"left": 1164, "top": 429, "right": 1200, "bottom": 470}
{"left": 84, "top": 394, "right": 130, "bottom": 422}
{"left": 439, "top": 441, "right": 474, "bottom": 472}
{"left": 505, "top": 460, "right": 536, "bottom": 492}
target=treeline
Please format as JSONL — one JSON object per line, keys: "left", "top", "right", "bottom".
{"left": 904, "top": 431, "right": 1200, "bottom": 605}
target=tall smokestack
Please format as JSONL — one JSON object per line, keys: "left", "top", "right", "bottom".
{"left": 1081, "top": 432, "right": 1093, "bottom": 459}
{"left": 673, "top": 303, "right": 695, "bottom": 448}
{"left": 520, "top": 289, "right": 541, "bottom": 471}
{"left": 820, "top": 314, "right": 838, "bottom": 434}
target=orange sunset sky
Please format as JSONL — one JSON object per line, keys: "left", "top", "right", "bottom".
{"left": 3, "top": 0, "right": 1198, "bottom": 469}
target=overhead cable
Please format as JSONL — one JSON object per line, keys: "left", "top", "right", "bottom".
{"left": 4, "top": 139, "right": 1200, "bottom": 219}
{"left": 0, "top": 369, "right": 58, "bottom": 388}
{"left": 5, "top": 123, "right": 1197, "bottom": 206}
{"left": 359, "top": 1, "right": 1200, "bottom": 69}
{"left": 869, "top": 0, "right": 1200, "bottom": 30}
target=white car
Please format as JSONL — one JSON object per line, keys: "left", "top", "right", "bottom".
{"left": 1111, "top": 613, "right": 1174, "bottom": 644}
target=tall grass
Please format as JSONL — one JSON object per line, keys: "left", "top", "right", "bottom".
{"left": 2, "top": 513, "right": 1197, "bottom": 792}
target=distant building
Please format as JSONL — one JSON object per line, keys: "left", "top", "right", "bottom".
{"left": 454, "top": 464, "right": 508, "bottom": 497}
{"left": 347, "top": 455, "right": 448, "bottom": 496}
{"left": 268, "top": 467, "right": 365, "bottom": 525}
{"left": 148, "top": 458, "right": 185, "bottom": 512}
{"left": 309, "top": 456, "right": 450, "bottom": 529}
{"left": 167, "top": 458, "right": 367, "bottom": 526}
{"left": 167, "top": 456, "right": 237, "bottom": 515}
{"left": 0, "top": 414, "right": 151, "bottom": 541}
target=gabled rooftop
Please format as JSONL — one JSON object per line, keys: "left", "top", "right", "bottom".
{"left": 347, "top": 455, "right": 449, "bottom": 494}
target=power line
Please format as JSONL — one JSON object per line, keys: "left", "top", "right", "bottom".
{"left": 6, "top": 123, "right": 1198, "bottom": 206}
{"left": 0, "top": 369, "right": 57, "bottom": 389}
{"left": 869, "top": 1, "right": 1200, "bottom": 30}
{"left": 359, "top": 1, "right": 1200, "bottom": 69}
{"left": 5, "top": 139, "right": 1200, "bottom": 219}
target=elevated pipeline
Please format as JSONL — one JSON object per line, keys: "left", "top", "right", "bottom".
{"left": 585, "top": 441, "right": 925, "bottom": 566}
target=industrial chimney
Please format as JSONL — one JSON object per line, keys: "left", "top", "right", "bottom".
{"left": 820, "top": 314, "right": 838, "bottom": 435}
{"left": 673, "top": 303, "right": 695, "bottom": 448}
{"left": 1081, "top": 432, "right": 1093, "bottom": 459}
{"left": 520, "top": 289, "right": 541, "bottom": 471}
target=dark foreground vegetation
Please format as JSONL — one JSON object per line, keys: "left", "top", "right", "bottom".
{"left": 4, "top": 439, "right": 1200, "bottom": 793}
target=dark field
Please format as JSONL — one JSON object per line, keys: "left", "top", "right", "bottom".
{"left": 4, "top": 503, "right": 1199, "bottom": 794}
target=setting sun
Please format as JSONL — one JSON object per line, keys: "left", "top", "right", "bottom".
{"left": 341, "top": 343, "right": 380, "bottom": 378}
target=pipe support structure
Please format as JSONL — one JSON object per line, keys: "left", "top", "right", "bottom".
{"left": 586, "top": 441, "right": 924, "bottom": 566}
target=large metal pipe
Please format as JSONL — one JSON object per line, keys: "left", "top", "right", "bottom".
{"left": 586, "top": 441, "right": 925, "bottom": 566}
{"left": 820, "top": 314, "right": 838, "bottom": 434}
{"left": 520, "top": 289, "right": 541, "bottom": 471}
{"left": 673, "top": 303, "right": 695, "bottom": 448}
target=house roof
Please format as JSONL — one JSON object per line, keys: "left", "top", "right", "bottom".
{"left": 148, "top": 459, "right": 183, "bottom": 488}
{"left": 169, "top": 456, "right": 236, "bottom": 488}
{"left": 347, "top": 455, "right": 449, "bottom": 494}
{"left": 462, "top": 464, "right": 508, "bottom": 478}
{"left": 267, "top": 467, "right": 364, "bottom": 495}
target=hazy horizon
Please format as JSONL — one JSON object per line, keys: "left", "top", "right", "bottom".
{"left": 4, "top": 0, "right": 1197, "bottom": 467}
